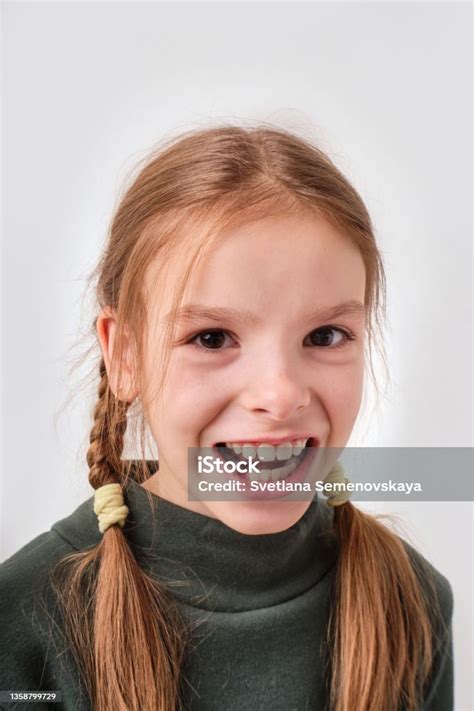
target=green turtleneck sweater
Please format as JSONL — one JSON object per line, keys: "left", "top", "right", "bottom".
{"left": 0, "top": 470, "right": 454, "bottom": 710}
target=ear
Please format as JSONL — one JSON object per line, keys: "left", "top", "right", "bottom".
{"left": 96, "top": 306, "right": 139, "bottom": 403}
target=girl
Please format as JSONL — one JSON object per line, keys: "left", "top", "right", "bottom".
{"left": 0, "top": 125, "right": 453, "bottom": 711}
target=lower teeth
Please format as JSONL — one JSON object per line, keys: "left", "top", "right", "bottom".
{"left": 217, "top": 447, "right": 306, "bottom": 482}
{"left": 247, "top": 457, "right": 301, "bottom": 482}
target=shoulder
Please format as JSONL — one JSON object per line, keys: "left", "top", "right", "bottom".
{"left": 0, "top": 493, "right": 101, "bottom": 601}
{"left": 0, "top": 529, "right": 76, "bottom": 690}
{"left": 400, "top": 537, "right": 454, "bottom": 622}
{"left": 0, "top": 527, "right": 75, "bottom": 593}
{"left": 398, "top": 538, "right": 454, "bottom": 710}
{"left": 0, "top": 497, "right": 100, "bottom": 689}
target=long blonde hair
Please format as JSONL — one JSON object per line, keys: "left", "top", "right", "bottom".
{"left": 49, "top": 124, "right": 445, "bottom": 710}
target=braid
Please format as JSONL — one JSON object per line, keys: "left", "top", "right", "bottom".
{"left": 63, "top": 356, "right": 187, "bottom": 709}
{"left": 87, "top": 358, "right": 130, "bottom": 490}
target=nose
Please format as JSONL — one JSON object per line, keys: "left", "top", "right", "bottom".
{"left": 240, "top": 358, "right": 312, "bottom": 421}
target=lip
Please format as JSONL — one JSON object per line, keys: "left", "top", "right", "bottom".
{"left": 214, "top": 440, "right": 320, "bottom": 501}
{"left": 213, "top": 434, "right": 319, "bottom": 447}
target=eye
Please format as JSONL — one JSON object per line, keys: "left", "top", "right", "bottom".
{"left": 305, "top": 326, "right": 356, "bottom": 350}
{"left": 187, "top": 329, "right": 235, "bottom": 351}
{"left": 186, "top": 326, "right": 356, "bottom": 352}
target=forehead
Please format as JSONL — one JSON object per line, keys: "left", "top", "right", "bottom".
{"left": 145, "top": 211, "right": 366, "bottom": 323}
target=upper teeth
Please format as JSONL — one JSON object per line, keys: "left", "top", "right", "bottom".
{"left": 224, "top": 438, "right": 309, "bottom": 462}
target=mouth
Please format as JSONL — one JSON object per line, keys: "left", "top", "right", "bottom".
{"left": 213, "top": 437, "right": 318, "bottom": 483}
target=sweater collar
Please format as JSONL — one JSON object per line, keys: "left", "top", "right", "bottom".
{"left": 52, "top": 461, "right": 339, "bottom": 613}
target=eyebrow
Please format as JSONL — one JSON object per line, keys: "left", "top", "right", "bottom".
{"left": 165, "top": 300, "right": 366, "bottom": 326}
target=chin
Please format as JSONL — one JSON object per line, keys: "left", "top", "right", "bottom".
{"left": 210, "top": 499, "right": 312, "bottom": 536}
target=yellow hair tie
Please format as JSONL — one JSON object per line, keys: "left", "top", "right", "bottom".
{"left": 93, "top": 482, "right": 129, "bottom": 534}
{"left": 322, "top": 460, "right": 352, "bottom": 507}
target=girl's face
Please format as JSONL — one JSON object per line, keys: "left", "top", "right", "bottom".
{"left": 141, "top": 211, "right": 366, "bottom": 534}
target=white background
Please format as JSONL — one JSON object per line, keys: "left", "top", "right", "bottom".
{"left": 2, "top": 1, "right": 473, "bottom": 708}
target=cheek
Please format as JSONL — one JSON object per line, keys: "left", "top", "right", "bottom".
{"left": 148, "top": 355, "right": 235, "bottom": 441}
{"left": 321, "top": 360, "right": 365, "bottom": 433}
